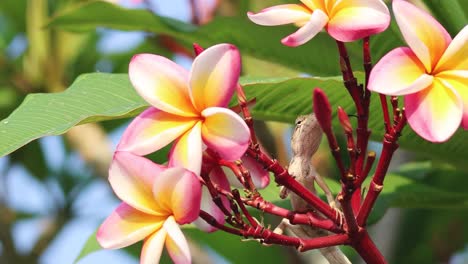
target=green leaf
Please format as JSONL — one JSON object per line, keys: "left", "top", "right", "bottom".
{"left": 379, "top": 174, "right": 468, "bottom": 209}
{"left": 75, "top": 231, "right": 102, "bottom": 263}
{"left": 0, "top": 73, "right": 146, "bottom": 157}
{"left": 48, "top": 1, "right": 173, "bottom": 33}
{"left": 364, "top": 172, "right": 468, "bottom": 224}
{"left": 48, "top": 1, "right": 403, "bottom": 76}
{"left": 423, "top": 0, "right": 467, "bottom": 35}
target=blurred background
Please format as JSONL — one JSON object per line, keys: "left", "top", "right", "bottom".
{"left": 0, "top": 0, "right": 467, "bottom": 263}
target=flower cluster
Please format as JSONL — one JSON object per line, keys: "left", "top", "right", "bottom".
{"left": 97, "top": 44, "right": 269, "bottom": 263}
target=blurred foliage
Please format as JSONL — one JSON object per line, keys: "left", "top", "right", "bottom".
{"left": 0, "top": 0, "right": 467, "bottom": 263}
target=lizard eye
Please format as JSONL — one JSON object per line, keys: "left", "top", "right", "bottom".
{"left": 295, "top": 120, "right": 302, "bottom": 125}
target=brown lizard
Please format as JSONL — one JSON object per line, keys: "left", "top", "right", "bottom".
{"left": 276, "top": 114, "right": 350, "bottom": 264}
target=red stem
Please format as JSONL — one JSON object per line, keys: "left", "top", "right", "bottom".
{"left": 199, "top": 210, "right": 243, "bottom": 235}
{"left": 245, "top": 196, "right": 342, "bottom": 233}
{"left": 363, "top": 37, "right": 372, "bottom": 89}
{"left": 232, "top": 189, "right": 258, "bottom": 227}
{"left": 379, "top": 94, "right": 392, "bottom": 133}
{"left": 357, "top": 115, "right": 407, "bottom": 226}
{"left": 237, "top": 84, "right": 258, "bottom": 145}
{"left": 246, "top": 147, "right": 341, "bottom": 224}
{"left": 218, "top": 159, "right": 256, "bottom": 192}
{"left": 199, "top": 211, "right": 349, "bottom": 251}
{"left": 352, "top": 230, "right": 387, "bottom": 264}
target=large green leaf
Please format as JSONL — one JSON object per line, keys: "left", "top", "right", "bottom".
{"left": 2, "top": 73, "right": 468, "bottom": 168}
{"left": 0, "top": 73, "right": 146, "bottom": 157}
{"left": 48, "top": 1, "right": 403, "bottom": 76}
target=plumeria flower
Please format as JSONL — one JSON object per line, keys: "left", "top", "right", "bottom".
{"left": 97, "top": 152, "right": 202, "bottom": 264}
{"left": 368, "top": 0, "right": 468, "bottom": 142}
{"left": 117, "top": 44, "right": 250, "bottom": 174}
{"left": 247, "top": 0, "right": 390, "bottom": 46}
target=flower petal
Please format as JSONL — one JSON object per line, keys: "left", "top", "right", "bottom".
{"left": 129, "top": 54, "right": 196, "bottom": 116}
{"left": 109, "top": 152, "right": 167, "bottom": 215}
{"left": 392, "top": 0, "right": 451, "bottom": 72}
{"left": 193, "top": 187, "right": 225, "bottom": 232}
{"left": 242, "top": 156, "right": 270, "bottom": 189}
{"left": 327, "top": 0, "right": 390, "bottom": 42}
{"left": 168, "top": 122, "right": 203, "bottom": 174}
{"left": 281, "top": 9, "right": 329, "bottom": 47}
{"left": 368, "top": 47, "right": 433, "bottom": 95}
{"left": 435, "top": 25, "right": 468, "bottom": 73}
{"left": 117, "top": 107, "right": 198, "bottom": 156}
{"left": 436, "top": 72, "right": 468, "bottom": 129}
{"left": 97, "top": 203, "right": 165, "bottom": 249}
{"left": 201, "top": 107, "right": 250, "bottom": 161}
{"left": 247, "top": 4, "right": 311, "bottom": 26}
{"left": 189, "top": 44, "right": 241, "bottom": 111}
{"left": 164, "top": 216, "right": 191, "bottom": 264}
{"left": 141, "top": 227, "right": 166, "bottom": 264}
{"left": 152, "top": 167, "right": 202, "bottom": 224}
{"left": 405, "top": 79, "right": 463, "bottom": 142}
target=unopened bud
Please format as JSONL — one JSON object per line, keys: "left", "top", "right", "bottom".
{"left": 193, "top": 43, "right": 204, "bottom": 56}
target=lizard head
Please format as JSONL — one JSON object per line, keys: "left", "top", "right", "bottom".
{"left": 291, "top": 114, "right": 323, "bottom": 157}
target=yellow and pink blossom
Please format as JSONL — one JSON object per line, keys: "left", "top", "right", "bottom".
{"left": 247, "top": 0, "right": 390, "bottom": 46}
{"left": 368, "top": 0, "right": 468, "bottom": 142}
{"left": 117, "top": 44, "right": 250, "bottom": 174}
{"left": 97, "top": 152, "right": 202, "bottom": 264}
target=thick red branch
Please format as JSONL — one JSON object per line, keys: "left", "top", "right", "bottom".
{"left": 245, "top": 196, "right": 342, "bottom": 233}
{"left": 352, "top": 230, "right": 387, "bottom": 264}
{"left": 246, "top": 147, "right": 341, "bottom": 224}
{"left": 357, "top": 114, "right": 407, "bottom": 226}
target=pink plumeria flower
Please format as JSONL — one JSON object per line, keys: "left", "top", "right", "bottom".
{"left": 247, "top": 0, "right": 390, "bottom": 46}
{"left": 97, "top": 152, "right": 202, "bottom": 264}
{"left": 117, "top": 44, "right": 250, "bottom": 174}
{"left": 368, "top": 0, "right": 468, "bottom": 142}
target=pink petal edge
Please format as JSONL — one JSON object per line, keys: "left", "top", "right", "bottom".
{"left": 97, "top": 203, "right": 165, "bottom": 249}
{"left": 281, "top": 9, "right": 329, "bottom": 47}
{"left": 247, "top": 4, "right": 311, "bottom": 26}
{"left": 368, "top": 47, "right": 433, "bottom": 96}
{"left": 152, "top": 167, "right": 202, "bottom": 224}
{"left": 201, "top": 107, "right": 250, "bottom": 161}
{"left": 327, "top": 0, "right": 390, "bottom": 42}
{"left": 405, "top": 80, "right": 463, "bottom": 142}
{"left": 109, "top": 152, "right": 167, "bottom": 215}
{"left": 116, "top": 107, "right": 197, "bottom": 156}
